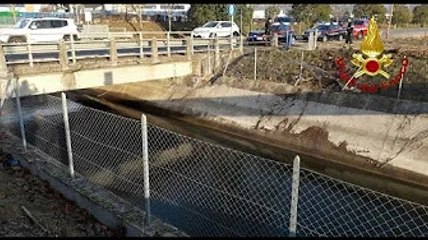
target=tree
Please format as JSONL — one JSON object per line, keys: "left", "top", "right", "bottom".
{"left": 265, "top": 5, "right": 280, "bottom": 19}
{"left": 312, "top": 4, "right": 332, "bottom": 22}
{"left": 331, "top": 4, "right": 353, "bottom": 20}
{"left": 289, "top": 4, "right": 311, "bottom": 23}
{"left": 9, "top": 4, "right": 17, "bottom": 23}
{"left": 392, "top": 5, "right": 412, "bottom": 26}
{"left": 353, "top": 4, "right": 386, "bottom": 23}
{"left": 289, "top": 4, "right": 332, "bottom": 24}
{"left": 412, "top": 5, "right": 428, "bottom": 27}
{"left": 187, "top": 4, "right": 228, "bottom": 28}
{"left": 236, "top": 4, "right": 253, "bottom": 35}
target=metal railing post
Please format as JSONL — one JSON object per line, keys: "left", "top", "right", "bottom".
{"left": 141, "top": 114, "right": 151, "bottom": 235}
{"left": 61, "top": 92, "right": 75, "bottom": 180}
{"left": 288, "top": 155, "right": 301, "bottom": 237}
{"left": 14, "top": 78, "right": 27, "bottom": 150}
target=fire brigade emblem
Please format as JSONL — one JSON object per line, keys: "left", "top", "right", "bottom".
{"left": 335, "top": 17, "right": 409, "bottom": 93}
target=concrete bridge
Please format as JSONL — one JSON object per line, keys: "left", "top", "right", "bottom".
{"left": 0, "top": 34, "right": 243, "bottom": 100}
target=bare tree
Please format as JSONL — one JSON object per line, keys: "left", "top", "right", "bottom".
{"left": 331, "top": 4, "right": 353, "bottom": 20}
{"left": 9, "top": 4, "right": 17, "bottom": 24}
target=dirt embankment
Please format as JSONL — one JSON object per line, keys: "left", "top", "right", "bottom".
{"left": 0, "top": 145, "right": 123, "bottom": 237}
{"left": 226, "top": 37, "right": 428, "bottom": 102}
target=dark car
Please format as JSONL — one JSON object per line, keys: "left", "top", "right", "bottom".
{"left": 303, "top": 23, "right": 346, "bottom": 42}
{"left": 268, "top": 23, "right": 295, "bottom": 42}
{"left": 274, "top": 16, "right": 294, "bottom": 24}
{"left": 246, "top": 27, "right": 267, "bottom": 44}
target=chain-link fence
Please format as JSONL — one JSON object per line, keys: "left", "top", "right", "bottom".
{"left": 1, "top": 94, "right": 428, "bottom": 237}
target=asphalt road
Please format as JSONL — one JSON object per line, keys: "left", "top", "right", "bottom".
{"left": 3, "top": 27, "right": 428, "bottom": 64}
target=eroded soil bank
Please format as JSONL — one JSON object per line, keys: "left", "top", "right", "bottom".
{"left": 70, "top": 75, "right": 428, "bottom": 205}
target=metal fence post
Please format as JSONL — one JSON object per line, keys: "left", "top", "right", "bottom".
{"left": 254, "top": 48, "right": 257, "bottom": 81}
{"left": 167, "top": 31, "right": 171, "bottom": 57}
{"left": 288, "top": 155, "right": 301, "bottom": 237}
{"left": 14, "top": 78, "right": 27, "bottom": 150}
{"left": 141, "top": 114, "right": 151, "bottom": 235}
{"left": 61, "top": 92, "right": 75, "bottom": 180}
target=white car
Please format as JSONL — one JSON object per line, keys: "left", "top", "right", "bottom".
{"left": 0, "top": 17, "right": 79, "bottom": 43}
{"left": 192, "top": 21, "right": 240, "bottom": 39}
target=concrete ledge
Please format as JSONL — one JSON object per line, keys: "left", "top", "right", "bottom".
{"left": 0, "top": 132, "right": 188, "bottom": 237}
{"left": 2, "top": 61, "right": 193, "bottom": 99}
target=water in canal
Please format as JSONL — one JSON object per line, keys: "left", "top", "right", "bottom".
{"left": 1, "top": 96, "right": 428, "bottom": 237}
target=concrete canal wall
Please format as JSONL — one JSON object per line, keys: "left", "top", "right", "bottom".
{"left": 90, "top": 79, "right": 428, "bottom": 191}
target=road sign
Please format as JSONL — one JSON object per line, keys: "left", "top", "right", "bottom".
{"left": 228, "top": 4, "right": 236, "bottom": 16}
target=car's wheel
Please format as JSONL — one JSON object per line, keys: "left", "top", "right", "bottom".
{"left": 357, "top": 31, "right": 363, "bottom": 40}
{"left": 233, "top": 31, "right": 239, "bottom": 36}
{"left": 322, "top": 35, "right": 328, "bottom": 42}
{"left": 8, "top": 36, "right": 26, "bottom": 43}
{"left": 338, "top": 34, "right": 343, "bottom": 41}
{"left": 63, "top": 35, "right": 71, "bottom": 41}
{"left": 209, "top": 33, "right": 217, "bottom": 38}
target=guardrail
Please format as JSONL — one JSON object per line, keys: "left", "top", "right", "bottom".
{"left": 0, "top": 31, "right": 243, "bottom": 68}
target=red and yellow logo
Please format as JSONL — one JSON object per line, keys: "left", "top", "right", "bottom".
{"left": 335, "top": 17, "right": 409, "bottom": 93}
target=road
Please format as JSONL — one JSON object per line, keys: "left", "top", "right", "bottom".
{"left": 3, "top": 27, "right": 427, "bottom": 65}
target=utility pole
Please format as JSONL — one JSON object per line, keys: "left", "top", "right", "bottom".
{"left": 168, "top": 4, "right": 173, "bottom": 33}
{"left": 387, "top": 4, "right": 394, "bottom": 39}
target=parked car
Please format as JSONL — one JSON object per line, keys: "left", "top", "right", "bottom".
{"left": 274, "top": 16, "right": 294, "bottom": 24}
{"left": 351, "top": 19, "right": 369, "bottom": 40}
{"left": 0, "top": 17, "right": 79, "bottom": 43}
{"left": 191, "top": 21, "right": 240, "bottom": 39}
{"left": 246, "top": 27, "right": 266, "bottom": 44}
{"left": 303, "top": 23, "right": 346, "bottom": 42}
{"left": 269, "top": 22, "right": 296, "bottom": 42}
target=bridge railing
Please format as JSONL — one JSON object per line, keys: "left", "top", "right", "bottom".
{"left": 0, "top": 31, "right": 243, "bottom": 68}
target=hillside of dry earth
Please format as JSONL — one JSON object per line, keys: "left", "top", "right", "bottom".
{"left": 226, "top": 40, "right": 428, "bottom": 102}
